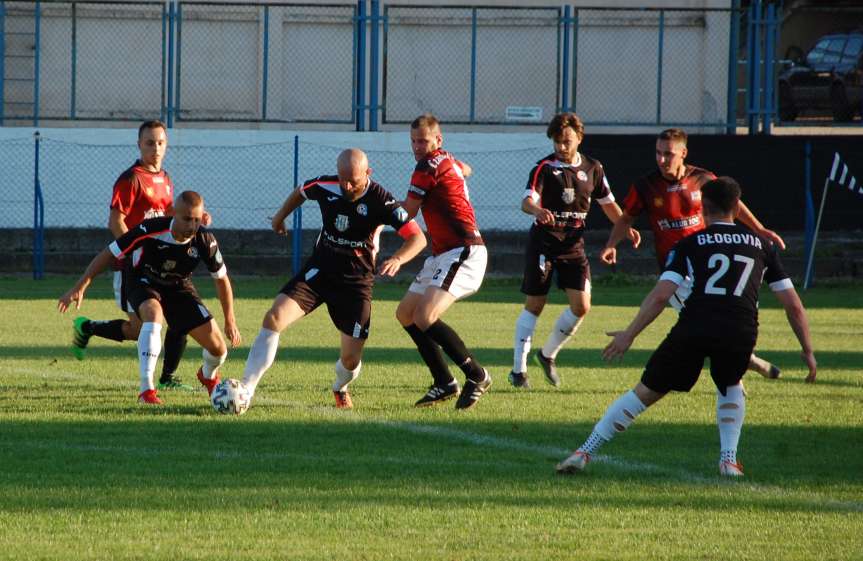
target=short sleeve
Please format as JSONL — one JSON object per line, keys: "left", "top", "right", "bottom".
{"left": 621, "top": 182, "right": 644, "bottom": 217}
{"left": 763, "top": 242, "right": 792, "bottom": 291}
{"left": 110, "top": 174, "right": 137, "bottom": 215}
{"left": 658, "top": 240, "right": 689, "bottom": 286}
{"left": 593, "top": 163, "right": 615, "bottom": 205}
{"left": 201, "top": 231, "right": 227, "bottom": 278}
{"left": 524, "top": 164, "right": 543, "bottom": 202}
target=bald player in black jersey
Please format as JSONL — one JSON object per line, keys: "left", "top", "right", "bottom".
{"left": 240, "top": 148, "right": 426, "bottom": 410}
{"left": 556, "top": 177, "right": 816, "bottom": 478}
{"left": 58, "top": 191, "right": 241, "bottom": 405}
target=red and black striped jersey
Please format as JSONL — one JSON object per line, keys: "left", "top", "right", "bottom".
{"left": 110, "top": 161, "right": 174, "bottom": 230}
{"left": 408, "top": 149, "right": 482, "bottom": 256}
{"left": 621, "top": 165, "right": 716, "bottom": 267}
{"left": 108, "top": 216, "right": 226, "bottom": 288}
{"left": 301, "top": 176, "right": 414, "bottom": 276}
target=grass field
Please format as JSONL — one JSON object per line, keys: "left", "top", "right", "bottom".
{"left": 1, "top": 275, "right": 861, "bottom": 561}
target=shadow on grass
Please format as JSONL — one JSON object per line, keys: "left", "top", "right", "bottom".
{"left": 0, "top": 417, "right": 861, "bottom": 514}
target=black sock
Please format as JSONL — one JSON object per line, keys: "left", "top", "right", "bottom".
{"left": 160, "top": 328, "right": 188, "bottom": 382}
{"left": 403, "top": 324, "right": 455, "bottom": 387}
{"left": 85, "top": 319, "right": 126, "bottom": 342}
{"left": 423, "top": 320, "right": 485, "bottom": 382}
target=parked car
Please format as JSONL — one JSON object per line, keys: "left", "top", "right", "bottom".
{"left": 778, "top": 31, "right": 863, "bottom": 122}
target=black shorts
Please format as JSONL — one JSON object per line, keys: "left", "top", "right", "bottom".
{"left": 640, "top": 324, "right": 755, "bottom": 396}
{"left": 125, "top": 276, "right": 213, "bottom": 335}
{"left": 280, "top": 267, "right": 372, "bottom": 339}
{"left": 520, "top": 236, "right": 590, "bottom": 295}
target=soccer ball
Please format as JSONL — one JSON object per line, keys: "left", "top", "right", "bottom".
{"left": 210, "top": 378, "right": 251, "bottom": 416}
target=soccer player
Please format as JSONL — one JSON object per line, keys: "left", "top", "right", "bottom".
{"left": 396, "top": 114, "right": 492, "bottom": 410}
{"left": 509, "top": 113, "right": 639, "bottom": 389}
{"left": 70, "top": 120, "right": 194, "bottom": 390}
{"left": 601, "top": 128, "right": 785, "bottom": 379}
{"left": 58, "top": 191, "right": 242, "bottom": 405}
{"left": 556, "top": 177, "right": 816, "bottom": 477}
{"left": 240, "top": 149, "right": 425, "bottom": 409}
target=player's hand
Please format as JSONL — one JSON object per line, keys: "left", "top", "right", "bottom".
{"left": 457, "top": 160, "right": 473, "bottom": 178}
{"left": 201, "top": 211, "right": 212, "bottom": 227}
{"left": 602, "top": 330, "right": 633, "bottom": 362}
{"left": 224, "top": 320, "right": 241, "bottom": 348}
{"left": 600, "top": 246, "right": 617, "bottom": 265}
{"left": 761, "top": 228, "right": 786, "bottom": 250}
{"left": 627, "top": 228, "right": 641, "bottom": 248}
{"left": 271, "top": 216, "right": 287, "bottom": 235}
{"left": 534, "top": 208, "right": 555, "bottom": 226}
{"left": 58, "top": 287, "right": 85, "bottom": 313}
{"left": 378, "top": 257, "right": 402, "bottom": 278}
{"left": 802, "top": 350, "right": 817, "bottom": 383}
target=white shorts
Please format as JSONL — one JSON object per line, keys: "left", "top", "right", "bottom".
{"left": 408, "top": 245, "right": 487, "bottom": 300}
{"left": 669, "top": 275, "right": 692, "bottom": 312}
{"left": 113, "top": 270, "right": 133, "bottom": 313}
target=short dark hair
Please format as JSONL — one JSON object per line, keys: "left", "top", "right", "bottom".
{"left": 176, "top": 190, "right": 203, "bottom": 209}
{"left": 546, "top": 112, "right": 584, "bottom": 141}
{"left": 138, "top": 120, "right": 167, "bottom": 139}
{"left": 701, "top": 176, "right": 741, "bottom": 216}
{"left": 411, "top": 113, "right": 440, "bottom": 131}
{"left": 657, "top": 128, "right": 687, "bottom": 145}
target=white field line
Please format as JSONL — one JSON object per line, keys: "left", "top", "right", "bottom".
{"left": 5, "top": 366, "right": 863, "bottom": 512}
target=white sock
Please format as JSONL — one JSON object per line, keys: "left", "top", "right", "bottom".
{"left": 541, "top": 308, "right": 582, "bottom": 359}
{"left": 138, "top": 322, "right": 163, "bottom": 393}
{"left": 242, "top": 328, "right": 280, "bottom": 394}
{"left": 593, "top": 390, "right": 647, "bottom": 441}
{"left": 202, "top": 348, "right": 227, "bottom": 380}
{"left": 717, "top": 383, "right": 745, "bottom": 464}
{"left": 513, "top": 309, "right": 538, "bottom": 373}
{"left": 333, "top": 359, "right": 361, "bottom": 392}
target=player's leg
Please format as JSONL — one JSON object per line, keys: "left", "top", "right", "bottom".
{"left": 242, "top": 288, "right": 310, "bottom": 397}
{"left": 332, "top": 335, "right": 365, "bottom": 410}
{"left": 186, "top": 319, "right": 228, "bottom": 396}
{"left": 135, "top": 298, "right": 165, "bottom": 405}
{"left": 158, "top": 327, "right": 191, "bottom": 390}
{"left": 325, "top": 281, "right": 372, "bottom": 409}
{"left": 511, "top": 246, "right": 553, "bottom": 388}
{"left": 748, "top": 353, "right": 781, "bottom": 379}
{"left": 710, "top": 345, "right": 752, "bottom": 477}
{"left": 398, "top": 256, "right": 459, "bottom": 406}
{"left": 70, "top": 271, "right": 132, "bottom": 359}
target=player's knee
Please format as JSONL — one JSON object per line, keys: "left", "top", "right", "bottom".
{"left": 341, "top": 355, "right": 361, "bottom": 371}
{"left": 572, "top": 301, "right": 590, "bottom": 316}
{"left": 395, "top": 303, "right": 413, "bottom": 327}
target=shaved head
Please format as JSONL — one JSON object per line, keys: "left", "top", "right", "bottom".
{"left": 337, "top": 148, "right": 369, "bottom": 173}
{"left": 336, "top": 149, "right": 372, "bottom": 201}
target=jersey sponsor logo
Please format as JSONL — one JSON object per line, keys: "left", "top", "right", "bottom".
{"left": 163, "top": 260, "right": 176, "bottom": 271}
{"left": 657, "top": 215, "right": 701, "bottom": 231}
{"left": 145, "top": 187, "right": 154, "bottom": 196}
{"left": 654, "top": 197, "right": 664, "bottom": 207}
{"left": 335, "top": 214, "right": 349, "bottom": 232}
{"left": 562, "top": 188, "right": 575, "bottom": 204}
{"left": 323, "top": 230, "right": 366, "bottom": 248}
{"left": 691, "top": 191, "right": 701, "bottom": 201}
{"left": 576, "top": 170, "right": 588, "bottom": 182}
{"left": 428, "top": 153, "right": 448, "bottom": 168}
{"left": 357, "top": 203, "right": 368, "bottom": 216}
{"left": 696, "top": 231, "right": 763, "bottom": 249}
{"left": 552, "top": 210, "right": 588, "bottom": 220}
{"left": 188, "top": 246, "right": 199, "bottom": 258}
{"left": 667, "top": 183, "right": 686, "bottom": 192}
{"left": 152, "top": 177, "right": 164, "bottom": 184}
{"left": 144, "top": 210, "right": 165, "bottom": 220}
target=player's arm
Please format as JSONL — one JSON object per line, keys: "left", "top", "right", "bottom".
{"left": 58, "top": 248, "right": 115, "bottom": 313}
{"left": 271, "top": 187, "right": 306, "bottom": 235}
{"left": 456, "top": 160, "right": 473, "bottom": 178}
{"left": 400, "top": 196, "right": 423, "bottom": 220}
{"left": 213, "top": 275, "right": 241, "bottom": 348}
{"left": 736, "top": 200, "right": 785, "bottom": 250}
{"left": 603, "top": 279, "right": 678, "bottom": 361}
{"left": 773, "top": 288, "right": 817, "bottom": 383}
{"left": 378, "top": 221, "right": 426, "bottom": 277}
{"left": 600, "top": 206, "right": 641, "bottom": 265}
{"left": 108, "top": 208, "right": 129, "bottom": 237}
{"left": 521, "top": 195, "right": 554, "bottom": 225}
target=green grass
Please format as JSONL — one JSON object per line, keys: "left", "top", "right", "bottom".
{"left": 0, "top": 275, "right": 861, "bottom": 561}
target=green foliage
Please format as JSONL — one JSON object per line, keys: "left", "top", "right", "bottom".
{"left": 0, "top": 277, "right": 861, "bottom": 560}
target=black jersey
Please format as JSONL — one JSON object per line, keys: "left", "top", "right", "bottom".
{"left": 300, "top": 176, "right": 412, "bottom": 276}
{"left": 524, "top": 152, "right": 615, "bottom": 246}
{"left": 661, "top": 222, "right": 792, "bottom": 336}
{"left": 108, "top": 216, "right": 226, "bottom": 289}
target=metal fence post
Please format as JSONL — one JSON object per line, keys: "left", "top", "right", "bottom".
{"left": 572, "top": 7, "right": 578, "bottom": 114}
{"left": 161, "top": 2, "right": 168, "bottom": 123}
{"left": 0, "top": 2, "right": 5, "bottom": 126}
{"left": 175, "top": 1, "right": 183, "bottom": 121}
{"left": 561, "top": 6, "right": 570, "bottom": 112}
{"left": 167, "top": 1, "right": 176, "bottom": 127}
{"left": 762, "top": 2, "right": 776, "bottom": 135}
{"left": 71, "top": 2, "right": 77, "bottom": 119}
{"left": 33, "top": 0, "right": 41, "bottom": 126}
{"left": 262, "top": 5, "right": 270, "bottom": 121}
{"left": 469, "top": 7, "right": 477, "bottom": 122}
{"left": 656, "top": 9, "right": 664, "bottom": 125}
{"left": 33, "top": 132, "right": 44, "bottom": 280}
{"left": 746, "top": 0, "right": 762, "bottom": 135}
{"left": 355, "top": 0, "right": 366, "bottom": 131}
{"left": 291, "top": 135, "right": 302, "bottom": 275}
{"left": 369, "top": 0, "right": 380, "bottom": 131}
{"left": 726, "top": 0, "right": 740, "bottom": 134}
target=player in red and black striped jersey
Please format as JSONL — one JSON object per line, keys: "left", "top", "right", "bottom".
{"left": 58, "top": 191, "right": 241, "bottom": 405}
{"left": 396, "top": 114, "right": 492, "bottom": 410}
{"left": 557, "top": 177, "right": 816, "bottom": 477}
{"left": 70, "top": 120, "right": 194, "bottom": 391}
{"left": 601, "top": 128, "right": 786, "bottom": 380}
{"left": 240, "top": 149, "right": 426, "bottom": 410}
{"left": 509, "top": 113, "right": 639, "bottom": 390}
